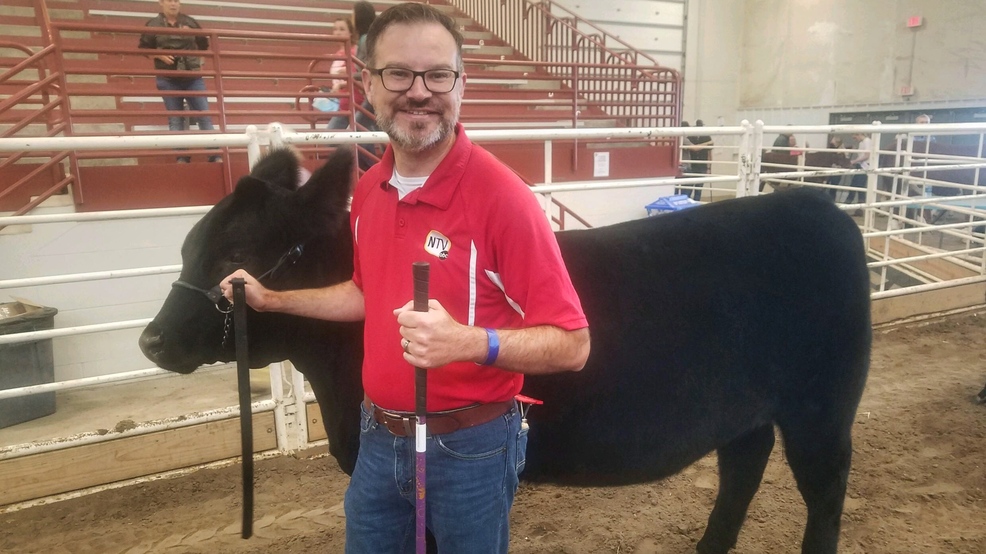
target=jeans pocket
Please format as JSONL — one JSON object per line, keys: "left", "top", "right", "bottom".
{"left": 434, "top": 416, "right": 508, "bottom": 461}
{"left": 359, "top": 402, "right": 375, "bottom": 434}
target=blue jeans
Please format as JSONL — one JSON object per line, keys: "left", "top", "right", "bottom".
{"left": 354, "top": 99, "right": 379, "bottom": 170}
{"left": 345, "top": 401, "right": 527, "bottom": 554}
{"left": 156, "top": 77, "right": 215, "bottom": 132}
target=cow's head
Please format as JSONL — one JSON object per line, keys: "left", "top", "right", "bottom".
{"left": 139, "top": 147, "right": 354, "bottom": 373}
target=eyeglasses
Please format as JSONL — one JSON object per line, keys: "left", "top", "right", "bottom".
{"left": 369, "top": 67, "right": 460, "bottom": 94}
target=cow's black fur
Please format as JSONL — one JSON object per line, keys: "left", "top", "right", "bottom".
{"left": 140, "top": 148, "right": 871, "bottom": 554}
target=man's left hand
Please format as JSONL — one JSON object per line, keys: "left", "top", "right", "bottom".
{"left": 394, "top": 299, "right": 484, "bottom": 368}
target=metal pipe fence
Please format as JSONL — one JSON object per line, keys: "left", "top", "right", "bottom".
{"left": 1, "top": 121, "right": 984, "bottom": 507}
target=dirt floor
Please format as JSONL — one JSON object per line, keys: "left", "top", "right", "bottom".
{"left": 2, "top": 311, "right": 985, "bottom": 554}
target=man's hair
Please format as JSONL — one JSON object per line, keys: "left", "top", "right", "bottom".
{"left": 365, "top": 3, "right": 464, "bottom": 70}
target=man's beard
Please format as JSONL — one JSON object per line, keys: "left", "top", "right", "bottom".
{"left": 377, "top": 102, "right": 458, "bottom": 153}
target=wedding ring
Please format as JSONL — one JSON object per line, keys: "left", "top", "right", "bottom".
{"left": 402, "top": 338, "right": 410, "bottom": 353}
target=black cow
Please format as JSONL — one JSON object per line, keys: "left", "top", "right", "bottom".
{"left": 140, "top": 148, "right": 871, "bottom": 554}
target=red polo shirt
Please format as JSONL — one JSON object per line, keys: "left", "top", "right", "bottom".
{"left": 350, "top": 124, "right": 587, "bottom": 411}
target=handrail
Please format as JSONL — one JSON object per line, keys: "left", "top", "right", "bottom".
{"left": 446, "top": 0, "right": 681, "bottom": 130}
{"left": 1, "top": 2, "right": 683, "bottom": 216}
{"left": 0, "top": 39, "right": 75, "bottom": 214}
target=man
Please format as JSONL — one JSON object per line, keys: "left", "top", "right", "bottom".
{"left": 848, "top": 132, "right": 872, "bottom": 205}
{"left": 138, "top": 0, "right": 219, "bottom": 163}
{"left": 221, "top": 3, "right": 590, "bottom": 553}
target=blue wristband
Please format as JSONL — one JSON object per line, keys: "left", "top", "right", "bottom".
{"left": 482, "top": 328, "right": 499, "bottom": 366}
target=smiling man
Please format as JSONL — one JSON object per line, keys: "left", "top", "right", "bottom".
{"left": 222, "top": 3, "right": 589, "bottom": 552}
{"left": 345, "top": 4, "right": 589, "bottom": 552}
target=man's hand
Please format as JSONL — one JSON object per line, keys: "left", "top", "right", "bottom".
{"left": 154, "top": 54, "right": 176, "bottom": 65}
{"left": 220, "top": 270, "right": 270, "bottom": 311}
{"left": 394, "top": 299, "right": 483, "bottom": 369}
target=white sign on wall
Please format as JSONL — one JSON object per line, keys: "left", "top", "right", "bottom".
{"left": 593, "top": 151, "right": 610, "bottom": 177}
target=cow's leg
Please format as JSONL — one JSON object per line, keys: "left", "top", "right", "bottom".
{"left": 696, "top": 424, "right": 775, "bottom": 554}
{"left": 781, "top": 426, "right": 852, "bottom": 554}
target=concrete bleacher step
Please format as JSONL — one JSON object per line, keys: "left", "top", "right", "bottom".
{"left": 0, "top": 191, "right": 76, "bottom": 236}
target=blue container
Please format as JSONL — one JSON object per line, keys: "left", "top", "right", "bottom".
{"left": 645, "top": 194, "right": 700, "bottom": 216}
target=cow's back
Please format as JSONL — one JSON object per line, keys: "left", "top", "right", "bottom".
{"left": 522, "top": 189, "right": 871, "bottom": 484}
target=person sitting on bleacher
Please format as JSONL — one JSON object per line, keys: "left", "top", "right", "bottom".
{"left": 138, "top": 0, "right": 219, "bottom": 163}
{"left": 325, "top": 17, "right": 363, "bottom": 130}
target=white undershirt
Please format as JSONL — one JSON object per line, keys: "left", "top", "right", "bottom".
{"left": 390, "top": 169, "right": 429, "bottom": 200}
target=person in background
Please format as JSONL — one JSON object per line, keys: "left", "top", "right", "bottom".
{"left": 825, "top": 135, "right": 850, "bottom": 201}
{"left": 352, "top": 1, "right": 380, "bottom": 169}
{"left": 848, "top": 132, "right": 872, "bottom": 206}
{"left": 771, "top": 132, "right": 803, "bottom": 156}
{"left": 675, "top": 121, "right": 692, "bottom": 197}
{"left": 138, "top": 0, "right": 220, "bottom": 163}
{"left": 788, "top": 134, "right": 804, "bottom": 157}
{"left": 685, "top": 119, "right": 713, "bottom": 201}
{"left": 220, "top": 4, "right": 590, "bottom": 552}
{"left": 772, "top": 132, "right": 793, "bottom": 151}
{"left": 325, "top": 17, "right": 363, "bottom": 130}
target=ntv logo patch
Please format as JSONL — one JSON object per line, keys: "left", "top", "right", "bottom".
{"left": 424, "top": 230, "right": 451, "bottom": 260}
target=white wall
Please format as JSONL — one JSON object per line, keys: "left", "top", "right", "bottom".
{"left": 1, "top": 212, "right": 201, "bottom": 381}
{"left": 552, "top": 0, "right": 986, "bottom": 128}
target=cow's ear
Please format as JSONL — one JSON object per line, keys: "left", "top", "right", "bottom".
{"left": 296, "top": 147, "right": 355, "bottom": 231}
{"left": 250, "top": 148, "right": 301, "bottom": 190}
{"left": 231, "top": 175, "right": 272, "bottom": 207}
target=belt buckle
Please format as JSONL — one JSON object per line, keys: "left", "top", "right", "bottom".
{"left": 379, "top": 409, "right": 416, "bottom": 437}
{"left": 398, "top": 415, "right": 414, "bottom": 436}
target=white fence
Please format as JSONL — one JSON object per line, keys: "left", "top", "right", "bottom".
{"left": 1, "top": 122, "right": 984, "bottom": 508}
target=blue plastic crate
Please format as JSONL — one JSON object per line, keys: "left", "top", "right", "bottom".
{"left": 645, "top": 194, "right": 700, "bottom": 216}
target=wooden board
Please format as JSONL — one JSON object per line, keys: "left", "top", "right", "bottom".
{"left": 867, "top": 236, "right": 980, "bottom": 282}
{"left": 872, "top": 282, "right": 986, "bottom": 325}
{"left": 0, "top": 412, "right": 276, "bottom": 506}
{"left": 306, "top": 401, "right": 326, "bottom": 442}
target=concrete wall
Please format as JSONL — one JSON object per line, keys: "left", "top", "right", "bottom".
{"left": 1, "top": 209, "right": 199, "bottom": 381}
{"left": 741, "top": 0, "right": 986, "bottom": 109}
{"left": 683, "top": 0, "right": 986, "bottom": 127}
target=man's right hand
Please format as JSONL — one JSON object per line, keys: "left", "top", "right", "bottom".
{"left": 220, "top": 270, "right": 270, "bottom": 311}
{"left": 155, "top": 54, "right": 175, "bottom": 65}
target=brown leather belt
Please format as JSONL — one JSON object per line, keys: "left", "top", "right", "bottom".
{"left": 364, "top": 396, "right": 513, "bottom": 437}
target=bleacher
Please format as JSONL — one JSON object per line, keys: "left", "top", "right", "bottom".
{"left": 2, "top": 0, "right": 680, "bottom": 214}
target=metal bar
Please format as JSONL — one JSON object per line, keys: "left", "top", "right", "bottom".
{"left": 0, "top": 319, "right": 152, "bottom": 346}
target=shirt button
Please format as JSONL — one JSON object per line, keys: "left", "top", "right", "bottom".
{"left": 399, "top": 219, "right": 406, "bottom": 227}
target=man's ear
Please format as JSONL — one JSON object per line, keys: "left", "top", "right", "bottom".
{"left": 361, "top": 68, "right": 375, "bottom": 105}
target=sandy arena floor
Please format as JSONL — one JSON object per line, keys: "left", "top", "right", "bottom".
{"left": 1, "top": 311, "right": 985, "bottom": 553}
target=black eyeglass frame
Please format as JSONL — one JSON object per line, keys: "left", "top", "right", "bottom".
{"left": 368, "top": 67, "right": 461, "bottom": 93}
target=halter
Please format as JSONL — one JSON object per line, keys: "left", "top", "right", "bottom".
{"left": 172, "top": 243, "right": 305, "bottom": 314}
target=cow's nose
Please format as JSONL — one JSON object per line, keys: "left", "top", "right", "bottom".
{"left": 138, "top": 325, "right": 164, "bottom": 361}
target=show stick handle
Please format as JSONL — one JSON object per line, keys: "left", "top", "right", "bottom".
{"left": 412, "top": 261, "right": 430, "bottom": 415}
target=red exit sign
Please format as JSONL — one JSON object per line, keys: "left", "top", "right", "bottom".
{"left": 907, "top": 16, "right": 924, "bottom": 28}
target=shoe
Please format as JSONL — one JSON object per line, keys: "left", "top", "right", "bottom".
{"left": 209, "top": 156, "right": 222, "bottom": 163}
{"left": 177, "top": 157, "right": 191, "bottom": 163}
